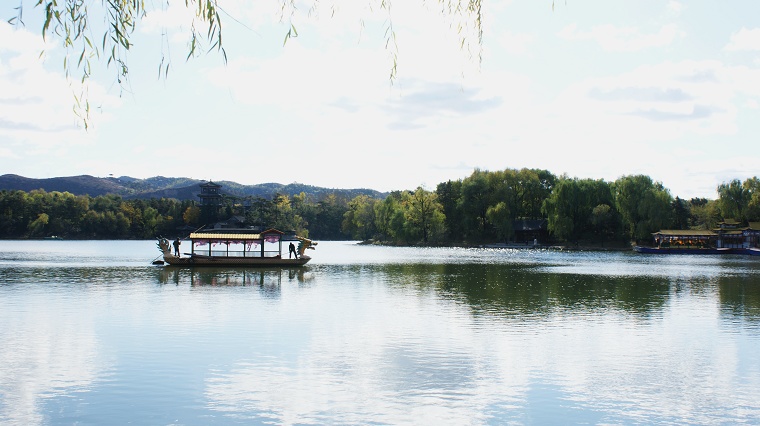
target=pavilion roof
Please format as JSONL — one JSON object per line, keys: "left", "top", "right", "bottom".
{"left": 653, "top": 230, "right": 716, "bottom": 236}
{"left": 188, "top": 228, "right": 304, "bottom": 241}
{"left": 189, "top": 232, "right": 263, "bottom": 240}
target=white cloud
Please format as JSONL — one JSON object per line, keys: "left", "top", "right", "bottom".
{"left": 0, "top": 21, "right": 51, "bottom": 54}
{"left": 725, "top": 27, "right": 760, "bottom": 51}
{"left": 667, "top": 1, "right": 685, "bottom": 16}
{"left": 0, "top": 23, "right": 120, "bottom": 164}
{"left": 2, "top": 1, "right": 759, "bottom": 199}
{"left": 559, "top": 23, "right": 684, "bottom": 52}
{"left": 140, "top": 1, "right": 198, "bottom": 33}
{"left": 496, "top": 31, "right": 534, "bottom": 55}
{"left": 563, "top": 60, "right": 739, "bottom": 133}
{"left": 0, "top": 146, "right": 17, "bottom": 158}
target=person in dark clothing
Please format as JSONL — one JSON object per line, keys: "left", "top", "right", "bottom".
{"left": 173, "top": 238, "right": 181, "bottom": 256}
{"left": 289, "top": 242, "right": 297, "bottom": 259}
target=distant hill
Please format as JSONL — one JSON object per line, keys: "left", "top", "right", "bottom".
{"left": 0, "top": 174, "right": 387, "bottom": 201}
{"left": 0, "top": 174, "right": 130, "bottom": 197}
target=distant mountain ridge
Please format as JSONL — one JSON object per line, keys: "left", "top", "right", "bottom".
{"left": 0, "top": 174, "right": 387, "bottom": 201}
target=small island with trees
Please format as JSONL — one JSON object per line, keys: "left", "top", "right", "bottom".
{"left": 2, "top": 168, "right": 760, "bottom": 252}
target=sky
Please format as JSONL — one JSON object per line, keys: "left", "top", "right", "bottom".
{"left": 1, "top": 0, "right": 759, "bottom": 199}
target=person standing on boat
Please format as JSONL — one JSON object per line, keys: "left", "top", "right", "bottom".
{"left": 289, "top": 242, "right": 297, "bottom": 259}
{"left": 173, "top": 238, "right": 181, "bottom": 256}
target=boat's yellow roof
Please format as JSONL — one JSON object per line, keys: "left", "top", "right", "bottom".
{"left": 189, "top": 232, "right": 263, "bottom": 240}
{"left": 188, "top": 232, "right": 312, "bottom": 242}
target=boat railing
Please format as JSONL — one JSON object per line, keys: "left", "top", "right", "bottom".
{"left": 203, "top": 249, "right": 283, "bottom": 258}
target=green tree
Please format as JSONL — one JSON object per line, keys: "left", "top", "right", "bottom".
{"left": 517, "top": 168, "right": 557, "bottom": 219}
{"left": 671, "top": 197, "right": 689, "bottom": 230}
{"left": 543, "top": 177, "right": 614, "bottom": 243}
{"left": 590, "top": 204, "right": 614, "bottom": 244}
{"left": 717, "top": 179, "right": 750, "bottom": 222}
{"left": 183, "top": 205, "right": 201, "bottom": 226}
{"left": 246, "top": 196, "right": 277, "bottom": 228}
{"left": 374, "top": 192, "right": 402, "bottom": 242}
{"left": 271, "top": 194, "right": 308, "bottom": 235}
{"left": 115, "top": 212, "right": 132, "bottom": 237}
{"left": 403, "top": 187, "right": 445, "bottom": 243}
{"left": 446, "top": 167, "right": 558, "bottom": 243}
{"left": 120, "top": 202, "right": 144, "bottom": 237}
{"left": 436, "top": 180, "right": 464, "bottom": 241}
{"left": 342, "top": 195, "right": 378, "bottom": 241}
{"left": 0, "top": 190, "right": 31, "bottom": 237}
{"left": 486, "top": 201, "right": 512, "bottom": 241}
{"left": 459, "top": 169, "right": 492, "bottom": 239}
{"left": 746, "top": 198, "right": 760, "bottom": 223}
{"left": 542, "top": 177, "right": 581, "bottom": 242}
{"left": 376, "top": 192, "right": 409, "bottom": 243}
{"left": 613, "top": 175, "right": 673, "bottom": 242}
{"left": 81, "top": 210, "right": 102, "bottom": 237}
{"left": 742, "top": 177, "right": 760, "bottom": 221}
{"left": 142, "top": 206, "right": 163, "bottom": 237}
{"left": 689, "top": 198, "right": 720, "bottom": 230}
{"left": 28, "top": 213, "right": 49, "bottom": 237}
{"left": 493, "top": 168, "right": 555, "bottom": 221}
{"left": 92, "top": 194, "right": 122, "bottom": 213}
{"left": 304, "top": 194, "right": 350, "bottom": 240}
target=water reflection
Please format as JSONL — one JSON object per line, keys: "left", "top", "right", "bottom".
{"left": 153, "top": 261, "right": 760, "bottom": 327}
{"left": 375, "top": 263, "right": 672, "bottom": 318}
{"left": 0, "top": 290, "right": 110, "bottom": 425}
{"left": 718, "top": 275, "right": 760, "bottom": 329}
{"left": 156, "top": 266, "right": 314, "bottom": 288}
{"left": 3, "top": 242, "right": 760, "bottom": 424}
{"left": 200, "top": 263, "right": 760, "bottom": 424}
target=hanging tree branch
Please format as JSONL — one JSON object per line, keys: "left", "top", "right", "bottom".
{"left": 17, "top": 0, "right": 486, "bottom": 128}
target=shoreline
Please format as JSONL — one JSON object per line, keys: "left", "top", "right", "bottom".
{"left": 358, "top": 239, "right": 633, "bottom": 252}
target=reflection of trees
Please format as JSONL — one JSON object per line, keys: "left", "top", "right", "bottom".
{"left": 718, "top": 275, "right": 760, "bottom": 326}
{"left": 378, "top": 264, "right": 671, "bottom": 317}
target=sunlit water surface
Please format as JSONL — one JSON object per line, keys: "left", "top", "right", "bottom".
{"left": 1, "top": 240, "right": 760, "bottom": 425}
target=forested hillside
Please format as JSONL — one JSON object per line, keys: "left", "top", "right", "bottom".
{"left": 2, "top": 169, "right": 759, "bottom": 245}
{"left": 0, "top": 174, "right": 385, "bottom": 201}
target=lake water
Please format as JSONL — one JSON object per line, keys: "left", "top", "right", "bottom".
{"left": 1, "top": 240, "right": 760, "bottom": 425}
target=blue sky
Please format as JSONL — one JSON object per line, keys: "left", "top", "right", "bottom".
{"left": 1, "top": 0, "right": 759, "bottom": 199}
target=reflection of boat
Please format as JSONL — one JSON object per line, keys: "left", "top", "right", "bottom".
{"left": 157, "top": 228, "right": 316, "bottom": 267}
{"left": 156, "top": 266, "right": 313, "bottom": 288}
{"left": 187, "top": 267, "right": 311, "bottom": 287}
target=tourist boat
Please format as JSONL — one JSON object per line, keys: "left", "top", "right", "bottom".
{"left": 632, "top": 224, "right": 760, "bottom": 256}
{"left": 156, "top": 228, "right": 316, "bottom": 266}
{"left": 732, "top": 247, "right": 760, "bottom": 257}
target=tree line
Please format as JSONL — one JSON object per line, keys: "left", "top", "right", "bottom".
{"left": 0, "top": 190, "right": 348, "bottom": 240}
{"left": 2, "top": 169, "right": 760, "bottom": 244}
{"left": 342, "top": 169, "right": 760, "bottom": 245}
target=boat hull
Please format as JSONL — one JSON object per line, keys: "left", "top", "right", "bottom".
{"left": 163, "top": 254, "right": 311, "bottom": 267}
{"left": 633, "top": 246, "right": 732, "bottom": 255}
{"left": 731, "top": 248, "right": 760, "bottom": 256}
